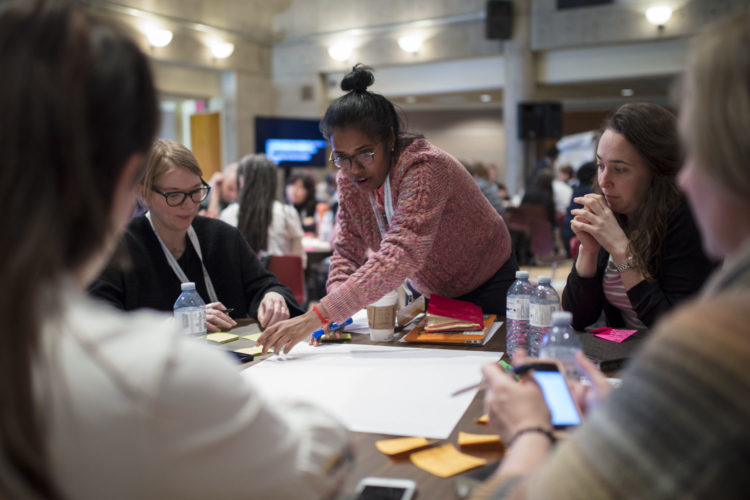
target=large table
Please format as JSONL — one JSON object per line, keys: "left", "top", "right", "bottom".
{"left": 231, "top": 319, "right": 644, "bottom": 499}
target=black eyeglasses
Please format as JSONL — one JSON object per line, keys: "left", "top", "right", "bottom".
{"left": 151, "top": 179, "right": 211, "bottom": 207}
{"left": 329, "top": 150, "right": 376, "bottom": 170}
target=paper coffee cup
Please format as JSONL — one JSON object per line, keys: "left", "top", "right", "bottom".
{"left": 367, "top": 290, "right": 399, "bottom": 341}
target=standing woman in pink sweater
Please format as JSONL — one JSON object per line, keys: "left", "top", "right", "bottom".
{"left": 260, "top": 64, "right": 516, "bottom": 354}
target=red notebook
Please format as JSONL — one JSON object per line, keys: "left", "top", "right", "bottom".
{"left": 424, "top": 295, "right": 484, "bottom": 332}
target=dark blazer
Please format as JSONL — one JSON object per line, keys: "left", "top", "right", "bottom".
{"left": 90, "top": 215, "right": 303, "bottom": 319}
{"left": 562, "top": 202, "right": 717, "bottom": 330}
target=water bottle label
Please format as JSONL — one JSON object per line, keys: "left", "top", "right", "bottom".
{"left": 175, "top": 309, "right": 206, "bottom": 336}
{"left": 506, "top": 297, "right": 529, "bottom": 321}
{"left": 530, "top": 304, "right": 558, "bottom": 327}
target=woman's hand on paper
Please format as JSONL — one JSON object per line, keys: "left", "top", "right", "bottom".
{"left": 257, "top": 291, "right": 291, "bottom": 328}
{"left": 205, "top": 302, "right": 236, "bottom": 332}
{"left": 257, "top": 309, "right": 328, "bottom": 355}
{"left": 569, "top": 351, "right": 613, "bottom": 415}
{"left": 481, "top": 362, "right": 551, "bottom": 443}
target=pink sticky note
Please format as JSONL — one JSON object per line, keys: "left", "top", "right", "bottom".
{"left": 592, "top": 327, "right": 638, "bottom": 343}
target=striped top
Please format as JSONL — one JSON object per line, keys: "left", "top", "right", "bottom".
{"left": 320, "top": 138, "right": 512, "bottom": 323}
{"left": 602, "top": 256, "right": 646, "bottom": 330}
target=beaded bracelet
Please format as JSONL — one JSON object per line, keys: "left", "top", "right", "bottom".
{"left": 313, "top": 305, "right": 328, "bottom": 326}
{"left": 507, "top": 427, "right": 557, "bottom": 448}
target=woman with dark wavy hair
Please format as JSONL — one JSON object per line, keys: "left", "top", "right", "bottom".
{"left": 0, "top": 2, "right": 349, "bottom": 498}
{"left": 562, "top": 102, "right": 715, "bottom": 330}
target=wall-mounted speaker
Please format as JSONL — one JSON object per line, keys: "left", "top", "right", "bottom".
{"left": 518, "top": 101, "right": 563, "bottom": 140}
{"left": 485, "top": 0, "right": 513, "bottom": 40}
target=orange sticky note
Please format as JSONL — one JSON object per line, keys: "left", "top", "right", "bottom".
{"left": 457, "top": 431, "right": 501, "bottom": 447}
{"left": 410, "top": 444, "right": 486, "bottom": 478}
{"left": 476, "top": 414, "right": 489, "bottom": 424}
{"left": 375, "top": 437, "right": 431, "bottom": 456}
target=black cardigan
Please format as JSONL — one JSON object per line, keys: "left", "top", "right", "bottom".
{"left": 90, "top": 215, "right": 303, "bottom": 319}
{"left": 562, "top": 202, "right": 717, "bottom": 330}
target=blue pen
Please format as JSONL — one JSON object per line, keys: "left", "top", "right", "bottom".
{"left": 312, "top": 317, "right": 353, "bottom": 339}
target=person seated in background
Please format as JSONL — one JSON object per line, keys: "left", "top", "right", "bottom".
{"left": 220, "top": 154, "right": 306, "bottom": 268}
{"left": 0, "top": 2, "right": 350, "bottom": 498}
{"left": 552, "top": 164, "right": 574, "bottom": 219}
{"left": 90, "top": 139, "right": 303, "bottom": 331}
{"left": 475, "top": 10, "right": 750, "bottom": 498}
{"left": 199, "top": 161, "right": 238, "bottom": 218}
{"left": 526, "top": 145, "right": 559, "bottom": 189}
{"left": 462, "top": 159, "right": 506, "bottom": 216}
{"left": 285, "top": 173, "right": 318, "bottom": 233}
{"left": 557, "top": 163, "right": 577, "bottom": 187}
{"left": 560, "top": 161, "right": 597, "bottom": 256}
{"left": 496, "top": 182, "right": 512, "bottom": 207}
{"left": 259, "top": 64, "right": 516, "bottom": 354}
{"left": 521, "top": 169, "right": 556, "bottom": 226}
{"left": 562, "top": 102, "right": 715, "bottom": 331}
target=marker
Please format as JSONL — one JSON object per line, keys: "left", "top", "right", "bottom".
{"left": 312, "top": 317, "right": 353, "bottom": 339}
{"left": 219, "top": 307, "right": 234, "bottom": 314}
{"left": 450, "top": 361, "right": 529, "bottom": 397}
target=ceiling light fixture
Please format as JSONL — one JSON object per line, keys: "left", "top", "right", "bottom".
{"left": 621, "top": 88, "right": 634, "bottom": 97}
{"left": 645, "top": 5, "right": 673, "bottom": 27}
{"left": 142, "top": 23, "right": 173, "bottom": 48}
{"left": 480, "top": 94, "right": 492, "bottom": 103}
{"left": 328, "top": 40, "right": 354, "bottom": 61}
{"left": 398, "top": 33, "right": 423, "bottom": 53}
{"left": 208, "top": 39, "right": 234, "bottom": 59}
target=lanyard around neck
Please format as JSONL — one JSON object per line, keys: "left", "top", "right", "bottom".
{"left": 368, "top": 176, "right": 394, "bottom": 239}
{"left": 145, "top": 212, "right": 219, "bottom": 303}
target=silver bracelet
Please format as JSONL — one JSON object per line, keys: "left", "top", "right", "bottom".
{"left": 615, "top": 256, "right": 635, "bottom": 273}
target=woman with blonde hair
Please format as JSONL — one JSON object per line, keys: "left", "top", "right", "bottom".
{"left": 476, "top": 7, "right": 750, "bottom": 498}
{"left": 92, "top": 139, "right": 303, "bottom": 331}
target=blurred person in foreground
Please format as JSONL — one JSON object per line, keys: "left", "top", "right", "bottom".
{"left": 0, "top": 4, "right": 351, "bottom": 498}
{"left": 474, "top": 8, "right": 750, "bottom": 499}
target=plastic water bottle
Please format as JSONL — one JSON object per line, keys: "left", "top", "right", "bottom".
{"left": 540, "top": 311, "right": 583, "bottom": 381}
{"left": 529, "top": 275, "right": 559, "bottom": 356}
{"left": 173, "top": 282, "right": 206, "bottom": 336}
{"left": 506, "top": 270, "right": 534, "bottom": 358}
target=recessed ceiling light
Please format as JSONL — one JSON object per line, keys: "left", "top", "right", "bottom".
{"left": 208, "top": 39, "right": 234, "bottom": 59}
{"left": 398, "top": 33, "right": 423, "bottom": 53}
{"left": 621, "top": 88, "right": 635, "bottom": 97}
{"left": 142, "top": 23, "right": 173, "bottom": 48}
{"left": 646, "top": 6, "right": 672, "bottom": 26}
{"left": 328, "top": 40, "right": 354, "bottom": 61}
{"left": 480, "top": 94, "right": 492, "bottom": 103}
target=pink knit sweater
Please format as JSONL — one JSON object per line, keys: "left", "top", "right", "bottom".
{"left": 320, "top": 138, "right": 512, "bottom": 323}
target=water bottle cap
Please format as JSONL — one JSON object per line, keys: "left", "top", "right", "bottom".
{"left": 538, "top": 275, "right": 551, "bottom": 284}
{"left": 515, "top": 270, "right": 529, "bottom": 279}
{"left": 552, "top": 311, "right": 573, "bottom": 324}
{"left": 181, "top": 282, "right": 196, "bottom": 290}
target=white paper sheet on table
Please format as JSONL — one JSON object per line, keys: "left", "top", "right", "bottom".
{"left": 342, "top": 308, "right": 370, "bottom": 333}
{"left": 243, "top": 343, "right": 502, "bottom": 439}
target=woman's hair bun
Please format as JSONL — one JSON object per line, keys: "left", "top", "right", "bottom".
{"left": 341, "top": 63, "right": 375, "bottom": 92}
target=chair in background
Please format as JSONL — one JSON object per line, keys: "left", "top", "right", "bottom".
{"left": 267, "top": 255, "right": 306, "bottom": 308}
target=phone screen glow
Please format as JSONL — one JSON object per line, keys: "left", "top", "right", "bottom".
{"left": 532, "top": 370, "right": 581, "bottom": 427}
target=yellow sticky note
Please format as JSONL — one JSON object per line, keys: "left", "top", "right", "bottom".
{"left": 206, "top": 332, "right": 239, "bottom": 344}
{"left": 375, "top": 437, "right": 430, "bottom": 456}
{"left": 410, "top": 444, "right": 486, "bottom": 478}
{"left": 457, "top": 431, "right": 501, "bottom": 447}
{"left": 233, "top": 345, "right": 272, "bottom": 356}
{"left": 476, "top": 414, "right": 489, "bottom": 424}
{"left": 242, "top": 333, "right": 262, "bottom": 342}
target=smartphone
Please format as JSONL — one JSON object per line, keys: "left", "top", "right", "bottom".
{"left": 354, "top": 477, "right": 417, "bottom": 500}
{"left": 523, "top": 361, "right": 582, "bottom": 429}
